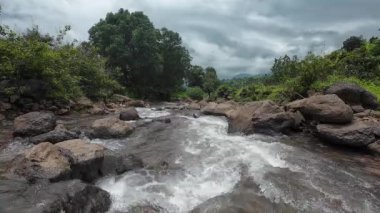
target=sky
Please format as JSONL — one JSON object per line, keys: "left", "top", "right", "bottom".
{"left": 1, "top": 0, "right": 380, "bottom": 79}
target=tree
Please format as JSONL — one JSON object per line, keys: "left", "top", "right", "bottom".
{"left": 343, "top": 36, "right": 364, "bottom": 52}
{"left": 89, "top": 9, "right": 191, "bottom": 100}
{"left": 203, "top": 67, "right": 219, "bottom": 97}
{"left": 154, "top": 28, "right": 191, "bottom": 99}
{"left": 186, "top": 65, "right": 204, "bottom": 87}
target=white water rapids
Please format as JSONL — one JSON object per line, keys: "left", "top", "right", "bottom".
{"left": 93, "top": 108, "right": 380, "bottom": 213}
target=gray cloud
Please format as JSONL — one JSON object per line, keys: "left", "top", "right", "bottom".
{"left": 1, "top": 0, "right": 380, "bottom": 78}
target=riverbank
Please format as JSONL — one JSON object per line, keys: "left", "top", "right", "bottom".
{"left": 1, "top": 85, "right": 380, "bottom": 212}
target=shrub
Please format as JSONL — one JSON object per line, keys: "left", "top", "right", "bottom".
{"left": 186, "top": 87, "right": 205, "bottom": 101}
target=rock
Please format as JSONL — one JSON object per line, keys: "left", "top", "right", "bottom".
{"left": 29, "top": 129, "right": 80, "bottom": 144}
{"left": 0, "top": 102, "right": 11, "bottom": 112}
{"left": 56, "top": 139, "right": 105, "bottom": 182}
{"left": 73, "top": 97, "right": 93, "bottom": 111}
{"left": 120, "top": 107, "right": 140, "bottom": 121}
{"left": 89, "top": 106, "right": 107, "bottom": 115}
{"left": 0, "top": 179, "right": 111, "bottom": 213}
{"left": 153, "top": 117, "right": 171, "bottom": 123}
{"left": 109, "top": 94, "right": 131, "bottom": 103}
{"left": 286, "top": 94, "right": 353, "bottom": 124}
{"left": 0, "top": 113, "right": 5, "bottom": 121}
{"left": 351, "top": 105, "right": 365, "bottom": 113}
{"left": 316, "top": 119, "right": 380, "bottom": 147}
{"left": 189, "top": 102, "right": 201, "bottom": 110}
{"left": 56, "top": 108, "right": 70, "bottom": 115}
{"left": 91, "top": 117, "right": 134, "bottom": 139}
{"left": 101, "top": 150, "right": 144, "bottom": 176}
{"left": 190, "top": 192, "right": 296, "bottom": 213}
{"left": 201, "top": 101, "right": 237, "bottom": 116}
{"left": 7, "top": 142, "right": 72, "bottom": 182}
{"left": 127, "top": 100, "right": 145, "bottom": 107}
{"left": 325, "top": 83, "right": 378, "bottom": 110}
{"left": 193, "top": 113, "right": 200, "bottom": 118}
{"left": 227, "top": 101, "right": 300, "bottom": 135}
{"left": 13, "top": 111, "right": 57, "bottom": 137}
{"left": 128, "top": 204, "right": 165, "bottom": 213}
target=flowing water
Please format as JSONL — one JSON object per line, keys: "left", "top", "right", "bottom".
{"left": 94, "top": 108, "right": 380, "bottom": 213}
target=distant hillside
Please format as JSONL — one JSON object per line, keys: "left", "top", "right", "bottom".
{"left": 232, "top": 73, "right": 253, "bottom": 79}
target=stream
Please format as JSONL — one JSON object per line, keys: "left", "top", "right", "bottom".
{"left": 91, "top": 108, "right": 380, "bottom": 213}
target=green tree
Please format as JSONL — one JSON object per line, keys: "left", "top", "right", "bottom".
{"left": 203, "top": 67, "right": 219, "bottom": 97}
{"left": 89, "top": 9, "right": 190, "bottom": 100}
{"left": 343, "top": 36, "right": 364, "bottom": 52}
{"left": 186, "top": 65, "right": 204, "bottom": 87}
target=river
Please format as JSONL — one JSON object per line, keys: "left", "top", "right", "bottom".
{"left": 91, "top": 108, "right": 380, "bottom": 212}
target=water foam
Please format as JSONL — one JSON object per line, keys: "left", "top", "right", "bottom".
{"left": 97, "top": 115, "right": 291, "bottom": 212}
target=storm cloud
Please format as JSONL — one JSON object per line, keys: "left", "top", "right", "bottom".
{"left": 1, "top": 0, "right": 380, "bottom": 78}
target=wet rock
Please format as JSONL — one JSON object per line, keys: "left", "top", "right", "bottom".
{"left": 0, "top": 101, "right": 11, "bottom": 112}
{"left": 13, "top": 111, "right": 57, "bottom": 137}
{"left": 56, "top": 108, "right": 70, "bottom": 115}
{"left": 7, "top": 142, "right": 72, "bottom": 182}
{"left": 227, "top": 101, "right": 300, "bottom": 135}
{"left": 190, "top": 192, "right": 296, "bottom": 213}
{"left": 91, "top": 117, "right": 134, "bottom": 139}
{"left": 325, "top": 83, "right": 378, "bottom": 110}
{"left": 189, "top": 102, "right": 201, "bottom": 110}
{"left": 286, "top": 94, "right": 353, "bottom": 124}
{"left": 56, "top": 139, "right": 105, "bottom": 182}
{"left": 127, "top": 100, "right": 145, "bottom": 107}
{"left": 316, "top": 118, "right": 380, "bottom": 147}
{"left": 193, "top": 113, "right": 200, "bottom": 118}
{"left": 153, "top": 117, "right": 171, "bottom": 123}
{"left": 127, "top": 204, "right": 166, "bottom": 213}
{"left": 120, "top": 107, "right": 140, "bottom": 121}
{"left": 201, "top": 101, "right": 237, "bottom": 116}
{"left": 89, "top": 106, "right": 108, "bottom": 115}
{"left": 29, "top": 129, "right": 80, "bottom": 144}
{"left": 0, "top": 113, "right": 5, "bottom": 121}
{"left": 101, "top": 150, "right": 144, "bottom": 176}
{"left": 109, "top": 94, "right": 131, "bottom": 103}
{"left": 0, "top": 179, "right": 111, "bottom": 213}
{"left": 73, "top": 97, "right": 93, "bottom": 111}
{"left": 351, "top": 105, "right": 365, "bottom": 113}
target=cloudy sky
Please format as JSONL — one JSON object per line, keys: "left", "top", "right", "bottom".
{"left": 1, "top": 0, "right": 380, "bottom": 78}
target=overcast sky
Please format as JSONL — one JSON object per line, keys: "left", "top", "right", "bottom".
{"left": 1, "top": 0, "right": 380, "bottom": 78}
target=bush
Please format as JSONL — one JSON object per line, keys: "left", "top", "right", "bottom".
{"left": 186, "top": 87, "right": 205, "bottom": 101}
{"left": 216, "top": 84, "right": 235, "bottom": 100}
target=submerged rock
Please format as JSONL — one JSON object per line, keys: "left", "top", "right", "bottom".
{"left": 120, "top": 107, "right": 140, "bottom": 121}
{"left": 190, "top": 192, "right": 296, "bottom": 213}
{"left": 13, "top": 111, "right": 57, "bottom": 137}
{"left": 325, "top": 83, "right": 378, "bottom": 110}
{"left": 29, "top": 129, "right": 80, "bottom": 144}
{"left": 316, "top": 118, "right": 380, "bottom": 147}
{"left": 91, "top": 117, "right": 135, "bottom": 139}
{"left": 286, "top": 94, "right": 353, "bottom": 124}
{"left": 0, "top": 179, "right": 111, "bottom": 213}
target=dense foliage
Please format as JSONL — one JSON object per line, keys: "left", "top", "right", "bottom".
{"left": 89, "top": 9, "right": 193, "bottom": 100}
{"left": 0, "top": 7, "right": 220, "bottom": 102}
{"left": 218, "top": 35, "right": 380, "bottom": 103}
{"left": 0, "top": 26, "right": 121, "bottom": 101}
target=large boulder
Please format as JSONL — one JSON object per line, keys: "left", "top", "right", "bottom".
{"left": 227, "top": 100, "right": 302, "bottom": 135}
{"left": 120, "top": 107, "right": 140, "bottom": 121}
{"left": 91, "top": 117, "right": 134, "bottom": 139}
{"left": 13, "top": 111, "right": 57, "bottom": 137}
{"left": 201, "top": 101, "right": 237, "bottom": 116}
{"left": 0, "top": 179, "right": 111, "bottom": 213}
{"left": 56, "top": 139, "right": 105, "bottom": 182}
{"left": 29, "top": 129, "right": 80, "bottom": 145}
{"left": 7, "top": 142, "right": 72, "bottom": 182}
{"left": 325, "top": 83, "right": 378, "bottom": 110}
{"left": 101, "top": 150, "right": 144, "bottom": 176}
{"left": 316, "top": 118, "right": 380, "bottom": 147}
{"left": 286, "top": 94, "right": 353, "bottom": 124}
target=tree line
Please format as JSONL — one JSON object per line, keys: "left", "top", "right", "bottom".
{"left": 0, "top": 8, "right": 220, "bottom": 103}
{"left": 216, "top": 35, "right": 380, "bottom": 103}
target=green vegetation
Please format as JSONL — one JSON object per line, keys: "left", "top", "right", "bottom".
{"left": 0, "top": 8, "right": 220, "bottom": 103}
{"left": 219, "top": 34, "right": 380, "bottom": 103}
